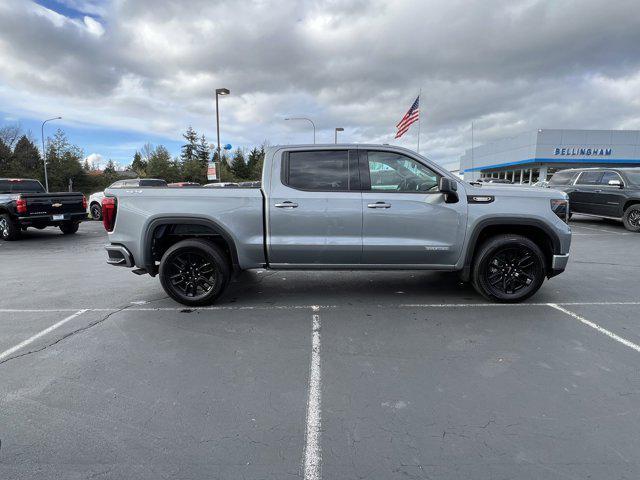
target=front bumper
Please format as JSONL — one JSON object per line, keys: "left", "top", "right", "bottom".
{"left": 105, "top": 244, "right": 134, "bottom": 268}
{"left": 549, "top": 253, "right": 570, "bottom": 277}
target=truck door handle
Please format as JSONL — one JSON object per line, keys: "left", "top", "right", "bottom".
{"left": 594, "top": 189, "right": 602, "bottom": 193}
{"left": 367, "top": 202, "right": 391, "bottom": 209}
{"left": 274, "top": 201, "right": 298, "bottom": 208}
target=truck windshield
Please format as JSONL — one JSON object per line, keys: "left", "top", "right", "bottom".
{"left": 0, "top": 179, "right": 45, "bottom": 193}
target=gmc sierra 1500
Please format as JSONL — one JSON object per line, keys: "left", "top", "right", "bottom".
{"left": 103, "top": 144, "right": 571, "bottom": 304}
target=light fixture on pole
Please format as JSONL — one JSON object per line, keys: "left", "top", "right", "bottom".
{"left": 41, "top": 116, "right": 62, "bottom": 193}
{"left": 215, "top": 88, "right": 230, "bottom": 182}
{"left": 334, "top": 127, "right": 344, "bottom": 144}
{"left": 284, "top": 117, "right": 316, "bottom": 144}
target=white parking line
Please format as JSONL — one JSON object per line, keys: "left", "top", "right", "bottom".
{"left": 1, "top": 301, "right": 640, "bottom": 313}
{"left": 302, "top": 305, "right": 322, "bottom": 480}
{"left": 0, "top": 309, "right": 87, "bottom": 362}
{"left": 548, "top": 303, "right": 640, "bottom": 353}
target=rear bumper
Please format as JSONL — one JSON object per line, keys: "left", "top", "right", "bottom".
{"left": 105, "top": 244, "right": 134, "bottom": 268}
{"left": 18, "top": 212, "right": 88, "bottom": 225}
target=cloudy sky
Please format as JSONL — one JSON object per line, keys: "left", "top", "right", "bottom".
{"left": 1, "top": 0, "right": 640, "bottom": 169}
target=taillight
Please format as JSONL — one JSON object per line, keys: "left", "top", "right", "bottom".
{"left": 82, "top": 195, "right": 87, "bottom": 210}
{"left": 102, "top": 197, "right": 117, "bottom": 232}
{"left": 16, "top": 196, "right": 27, "bottom": 214}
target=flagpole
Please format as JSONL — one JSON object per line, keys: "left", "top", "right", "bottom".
{"left": 416, "top": 88, "right": 422, "bottom": 154}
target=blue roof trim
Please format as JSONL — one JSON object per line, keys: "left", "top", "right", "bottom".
{"left": 463, "top": 157, "right": 640, "bottom": 172}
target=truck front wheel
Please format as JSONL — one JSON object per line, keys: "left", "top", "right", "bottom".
{"left": 159, "top": 238, "right": 231, "bottom": 306}
{"left": 472, "top": 234, "right": 546, "bottom": 303}
{"left": 0, "top": 213, "right": 21, "bottom": 241}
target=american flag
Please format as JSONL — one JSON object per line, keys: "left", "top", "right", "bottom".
{"left": 395, "top": 95, "right": 420, "bottom": 139}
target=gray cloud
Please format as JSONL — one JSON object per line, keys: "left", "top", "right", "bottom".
{"left": 1, "top": 0, "right": 640, "bottom": 167}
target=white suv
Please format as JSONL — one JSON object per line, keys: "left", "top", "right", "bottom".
{"left": 88, "top": 178, "right": 167, "bottom": 220}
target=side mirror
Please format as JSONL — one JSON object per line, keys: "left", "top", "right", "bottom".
{"left": 439, "top": 177, "right": 459, "bottom": 203}
{"left": 608, "top": 179, "right": 623, "bottom": 188}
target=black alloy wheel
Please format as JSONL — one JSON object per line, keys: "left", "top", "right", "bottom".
{"left": 472, "top": 234, "right": 545, "bottom": 302}
{"left": 159, "top": 239, "right": 231, "bottom": 306}
{"left": 0, "top": 214, "right": 20, "bottom": 241}
{"left": 623, "top": 205, "right": 640, "bottom": 232}
{"left": 91, "top": 203, "right": 102, "bottom": 221}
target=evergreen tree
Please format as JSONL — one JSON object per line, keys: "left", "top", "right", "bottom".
{"left": 12, "top": 135, "right": 42, "bottom": 171}
{"left": 247, "top": 146, "right": 265, "bottom": 181}
{"left": 44, "top": 129, "right": 86, "bottom": 192}
{"left": 230, "top": 148, "right": 250, "bottom": 180}
{"left": 0, "top": 138, "right": 11, "bottom": 173}
{"left": 131, "top": 151, "right": 147, "bottom": 176}
{"left": 197, "top": 134, "right": 210, "bottom": 167}
{"left": 147, "top": 145, "right": 180, "bottom": 183}
{"left": 181, "top": 126, "right": 199, "bottom": 163}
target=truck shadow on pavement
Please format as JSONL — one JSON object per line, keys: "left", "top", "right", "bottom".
{"left": 219, "top": 270, "right": 479, "bottom": 306}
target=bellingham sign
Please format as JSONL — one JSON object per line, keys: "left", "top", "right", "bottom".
{"left": 554, "top": 147, "right": 612, "bottom": 156}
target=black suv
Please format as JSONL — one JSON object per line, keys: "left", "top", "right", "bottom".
{"left": 548, "top": 167, "right": 640, "bottom": 231}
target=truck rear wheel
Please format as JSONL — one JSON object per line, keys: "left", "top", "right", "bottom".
{"left": 0, "top": 213, "right": 20, "bottom": 241}
{"left": 159, "top": 238, "right": 231, "bottom": 306}
{"left": 60, "top": 222, "right": 80, "bottom": 235}
{"left": 472, "top": 234, "right": 546, "bottom": 303}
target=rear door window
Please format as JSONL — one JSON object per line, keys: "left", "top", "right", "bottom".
{"left": 549, "top": 170, "right": 577, "bottom": 186}
{"left": 284, "top": 150, "right": 351, "bottom": 191}
{"left": 576, "top": 171, "right": 603, "bottom": 185}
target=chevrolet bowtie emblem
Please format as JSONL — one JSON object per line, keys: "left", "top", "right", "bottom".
{"left": 52, "top": 203, "right": 63, "bottom": 208}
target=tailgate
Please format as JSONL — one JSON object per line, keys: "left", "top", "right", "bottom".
{"left": 22, "top": 192, "right": 85, "bottom": 216}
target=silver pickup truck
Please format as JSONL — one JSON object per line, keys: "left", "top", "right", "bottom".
{"left": 103, "top": 144, "right": 571, "bottom": 304}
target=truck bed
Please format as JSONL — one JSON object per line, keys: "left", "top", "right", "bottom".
{"left": 106, "top": 186, "right": 266, "bottom": 270}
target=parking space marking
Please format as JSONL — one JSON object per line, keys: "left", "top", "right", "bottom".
{"left": 548, "top": 303, "right": 640, "bottom": 353}
{"left": 0, "top": 309, "right": 87, "bottom": 362}
{"left": 571, "top": 224, "right": 623, "bottom": 234}
{"left": 2, "top": 301, "right": 640, "bottom": 314}
{"left": 303, "top": 305, "right": 322, "bottom": 480}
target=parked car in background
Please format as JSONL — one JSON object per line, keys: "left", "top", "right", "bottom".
{"left": 549, "top": 167, "right": 640, "bottom": 231}
{"left": 533, "top": 180, "right": 550, "bottom": 188}
{"left": 481, "top": 178, "right": 513, "bottom": 184}
{"left": 88, "top": 178, "right": 167, "bottom": 220}
{"left": 0, "top": 178, "right": 86, "bottom": 240}
{"left": 168, "top": 182, "right": 201, "bottom": 187}
{"left": 239, "top": 181, "right": 262, "bottom": 188}
{"left": 203, "top": 182, "right": 240, "bottom": 188}
{"left": 103, "top": 144, "right": 571, "bottom": 305}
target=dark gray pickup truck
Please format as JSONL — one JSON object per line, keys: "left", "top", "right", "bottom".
{"left": 0, "top": 178, "right": 86, "bottom": 240}
{"left": 103, "top": 144, "right": 572, "bottom": 305}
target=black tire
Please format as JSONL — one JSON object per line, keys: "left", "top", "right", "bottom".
{"left": 472, "top": 234, "right": 546, "bottom": 303}
{"left": 90, "top": 203, "right": 102, "bottom": 221}
{"left": 60, "top": 222, "right": 79, "bottom": 235}
{"left": 0, "top": 213, "right": 21, "bottom": 241}
{"left": 159, "top": 238, "right": 231, "bottom": 306}
{"left": 622, "top": 205, "right": 640, "bottom": 232}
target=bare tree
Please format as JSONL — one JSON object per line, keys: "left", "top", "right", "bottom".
{"left": 0, "top": 123, "right": 22, "bottom": 149}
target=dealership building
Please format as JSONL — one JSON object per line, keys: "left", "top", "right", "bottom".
{"left": 460, "top": 129, "right": 640, "bottom": 183}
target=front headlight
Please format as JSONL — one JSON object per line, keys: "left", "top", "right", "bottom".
{"left": 550, "top": 199, "right": 569, "bottom": 222}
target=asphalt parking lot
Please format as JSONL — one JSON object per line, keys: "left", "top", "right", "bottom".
{"left": 1, "top": 217, "right": 639, "bottom": 479}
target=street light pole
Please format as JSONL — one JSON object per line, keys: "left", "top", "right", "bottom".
{"left": 334, "top": 127, "right": 344, "bottom": 144}
{"left": 285, "top": 117, "right": 316, "bottom": 144}
{"left": 41, "top": 116, "right": 62, "bottom": 192}
{"left": 215, "top": 88, "right": 230, "bottom": 182}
